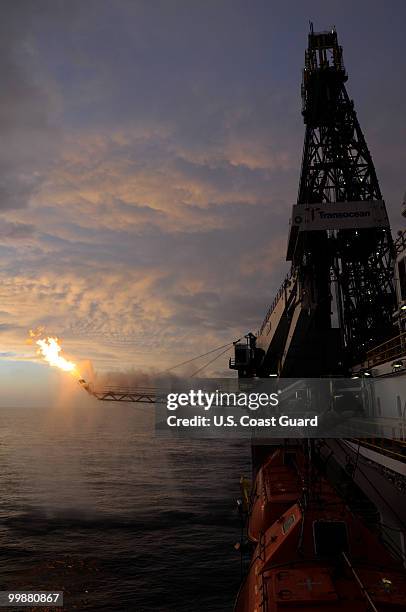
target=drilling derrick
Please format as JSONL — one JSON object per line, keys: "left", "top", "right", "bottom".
{"left": 292, "top": 26, "right": 396, "bottom": 367}
{"left": 231, "top": 27, "right": 397, "bottom": 377}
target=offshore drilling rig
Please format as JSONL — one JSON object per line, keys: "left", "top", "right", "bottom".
{"left": 231, "top": 27, "right": 406, "bottom": 611}
{"left": 230, "top": 25, "right": 399, "bottom": 379}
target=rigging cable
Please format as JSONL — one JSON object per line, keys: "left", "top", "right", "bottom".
{"left": 158, "top": 340, "right": 238, "bottom": 374}
{"left": 190, "top": 345, "right": 233, "bottom": 378}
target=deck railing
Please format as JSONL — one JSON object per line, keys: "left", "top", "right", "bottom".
{"left": 365, "top": 331, "right": 406, "bottom": 369}
{"left": 258, "top": 270, "right": 295, "bottom": 337}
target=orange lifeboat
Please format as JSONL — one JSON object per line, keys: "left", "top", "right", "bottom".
{"left": 248, "top": 446, "right": 304, "bottom": 542}
{"left": 236, "top": 449, "right": 406, "bottom": 611}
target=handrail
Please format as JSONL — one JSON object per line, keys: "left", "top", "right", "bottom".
{"left": 258, "top": 270, "right": 296, "bottom": 337}
{"left": 97, "top": 385, "right": 157, "bottom": 393}
{"left": 342, "top": 552, "right": 379, "bottom": 612}
{"left": 365, "top": 331, "right": 406, "bottom": 368}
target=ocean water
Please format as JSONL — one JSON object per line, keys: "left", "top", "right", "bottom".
{"left": 0, "top": 403, "right": 250, "bottom": 611}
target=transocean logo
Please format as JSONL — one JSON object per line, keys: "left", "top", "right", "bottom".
{"left": 294, "top": 206, "right": 321, "bottom": 224}
{"left": 307, "top": 206, "right": 320, "bottom": 221}
{"left": 294, "top": 206, "right": 371, "bottom": 225}
{"left": 318, "top": 210, "right": 370, "bottom": 219}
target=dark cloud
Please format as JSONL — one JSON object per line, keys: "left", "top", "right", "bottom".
{"left": 0, "top": 221, "right": 35, "bottom": 240}
{"left": 0, "top": 4, "right": 62, "bottom": 211}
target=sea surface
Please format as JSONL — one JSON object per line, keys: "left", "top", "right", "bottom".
{"left": 0, "top": 403, "right": 250, "bottom": 611}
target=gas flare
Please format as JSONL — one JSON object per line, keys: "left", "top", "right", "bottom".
{"left": 35, "top": 336, "right": 77, "bottom": 374}
{"left": 28, "top": 329, "right": 94, "bottom": 395}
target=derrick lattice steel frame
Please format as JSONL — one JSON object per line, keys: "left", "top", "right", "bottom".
{"left": 294, "top": 27, "right": 396, "bottom": 365}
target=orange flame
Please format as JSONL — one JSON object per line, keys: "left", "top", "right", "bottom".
{"left": 36, "top": 336, "right": 77, "bottom": 374}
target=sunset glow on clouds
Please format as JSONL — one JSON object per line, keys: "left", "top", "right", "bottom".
{"left": 1, "top": 1, "right": 405, "bottom": 389}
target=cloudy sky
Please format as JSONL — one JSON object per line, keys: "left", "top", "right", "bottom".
{"left": 1, "top": 0, "right": 405, "bottom": 402}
